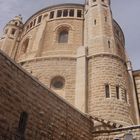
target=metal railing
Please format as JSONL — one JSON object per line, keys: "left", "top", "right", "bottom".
{"left": 93, "top": 125, "right": 140, "bottom": 140}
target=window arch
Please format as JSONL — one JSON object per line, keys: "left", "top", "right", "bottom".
{"left": 58, "top": 30, "right": 69, "bottom": 43}
{"left": 105, "top": 84, "right": 110, "bottom": 98}
{"left": 15, "top": 22, "right": 18, "bottom": 26}
{"left": 11, "top": 28, "right": 16, "bottom": 35}
{"left": 17, "top": 112, "right": 28, "bottom": 135}
{"left": 22, "top": 38, "right": 29, "bottom": 54}
{"left": 116, "top": 86, "right": 120, "bottom": 99}
{"left": 51, "top": 76, "right": 65, "bottom": 90}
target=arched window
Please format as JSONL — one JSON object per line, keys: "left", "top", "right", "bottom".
{"left": 51, "top": 76, "right": 65, "bottom": 90}
{"left": 37, "top": 15, "right": 42, "bottom": 24}
{"left": 15, "top": 22, "right": 18, "bottom": 26}
{"left": 17, "top": 112, "right": 28, "bottom": 135}
{"left": 63, "top": 10, "right": 68, "bottom": 17}
{"left": 116, "top": 86, "right": 120, "bottom": 99}
{"left": 22, "top": 38, "right": 29, "bottom": 54}
{"left": 11, "top": 28, "right": 16, "bottom": 35}
{"left": 124, "top": 90, "right": 127, "bottom": 102}
{"left": 69, "top": 9, "right": 74, "bottom": 17}
{"left": 108, "top": 40, "right": 111, "bottom": 48}
{"left": 105, "top": 84, "right": 110, "bottom": 98}
{"left": 58, "top": 30, "right": 69, "bottom": 43}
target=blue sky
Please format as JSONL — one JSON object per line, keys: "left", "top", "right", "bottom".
{"left": 0, "top": 0, "right": 140, "bottom": 70}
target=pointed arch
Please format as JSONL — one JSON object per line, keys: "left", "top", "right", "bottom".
{"left": 53, "top": 23, "right": 73, "bottom": 32}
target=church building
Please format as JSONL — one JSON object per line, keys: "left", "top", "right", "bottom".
{"left": 0, "top": 0, "right": 140, "bottom": 139}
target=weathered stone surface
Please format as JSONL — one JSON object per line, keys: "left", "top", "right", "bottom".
{"left": 0, "top": 51, "right": 93, "bottom": 139}
{"left": 0, "top": 0, "right": 140, "bottom": 139}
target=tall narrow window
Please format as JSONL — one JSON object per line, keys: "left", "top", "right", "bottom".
{"left": 11, "top": 28, "right": 16, "bottom": 35}
{"left": 37, "top": 15, "right": 42, "bottom": 24}
{"left": 105, "top": 84, "right": 110, "bottom": 98}
{"left": 30, "top": 22, "right": 33, "bottom": 28}
{"left": 77, "top": 10, "right": 82, "bottom": 17}
{"left": 108, "top": 40, "right": 111, "bottom": 48}
{"left": 57, "top": 10, "right": 62, "bottom": 17}
{"left": 124, "top": 90, "right": 127, "bottom": 102}
{"left": 22, "top": 38, "right": 29, "bottom": 53}
{"left": 116, "top": 86, "right": 120, "bottom": 99}
{"left": 17, "top": 112, "right": 28, "bottom": 135}
{"left": 33, "top": 19, "right": 36, "bottom": 26}
{"left": 69, "top": 9, "right": 74, "bottom": 17}
{"left": 63, "top": 10, "right": 68, "bottom": 17}
{"left": 50, "top": 11, "right": 54, "bottom": 19}
{"left": 94, "top": 19, "right": 96, "bottom": 25}
{"left": 58, "top": 30, "right": 69, "bottom": 43}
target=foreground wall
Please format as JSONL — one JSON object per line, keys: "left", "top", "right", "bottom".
{"left": 0, "top": 50, "right": 93, "bottom": 140}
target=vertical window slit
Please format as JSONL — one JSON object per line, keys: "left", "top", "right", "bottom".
{"left": 124, "top": 90, "right": 127, "bottom": 102}
{"left": 57, "top": 10, "right": 62, "bottom": 17}
{"left": 63, "top": 9, "right": 68, "bottom": 17}
{"left": 33, "top": 19, "right": 36, "bottom": 26}
{"left": 94, "top": 19, "right": 96, "bottom": 25}
{"left": 77, "top": 10, "right": 82, "bottom": 17}
{"left": 50, "top": 11, "right": 54, "bottom": 19}
{"left": 105, "top": 16, "right": 107, "bottom": 22}
{"left": 17, "top": 112, "right": 28, "bottom": 136}
{"left": 37, "top": 15, "right": 42, "bottom": 24}
{"left": 116, "top": 86, "right": 120, "bottom": 99}
{"left": 69, "top": 9, "right": 74, "bottom": 17}
{"left": 105, "top": 84, "right": 110, "bottom": 98}
{"left": 108, "top": 40, "right": 111, "bottom": 48}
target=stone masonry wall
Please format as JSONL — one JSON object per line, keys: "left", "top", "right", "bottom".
{"left": 0, "top": 50, "right": 93, "bottom": 140}
{"left": 16, "top": 5, "right": 84, "bottom": 62}
{"left": 88, "top": 54, "right": 136, "bottom": 125}
{"left": 21, "top": 57, "right": 76, "bottom": 105}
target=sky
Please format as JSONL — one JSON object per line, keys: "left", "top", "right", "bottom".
{"left": 0, "top": 0, "right": 140, "bottom": 70}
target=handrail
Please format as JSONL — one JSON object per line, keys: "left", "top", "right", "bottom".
{"left": 93, "top": 125, "right": 140, "bottom": 134}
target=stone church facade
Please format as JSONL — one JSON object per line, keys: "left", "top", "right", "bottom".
{"left": 0, "top": 0, "right": 140, "bottom": 139}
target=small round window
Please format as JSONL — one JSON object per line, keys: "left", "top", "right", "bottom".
{"left": 51, "top": 76, "right": 65, "bottom": 89}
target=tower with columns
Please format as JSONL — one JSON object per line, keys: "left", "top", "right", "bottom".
{"left": 83, "top": 0, "right": 139, "bottom": 125}
{"left": 0, "top": 15, "right": 23, "bottom": 59}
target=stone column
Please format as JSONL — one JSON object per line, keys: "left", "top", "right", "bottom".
{"left": 127, "top": 61, "right": 140, "bottom": 124}
{"left": 75, "top": 46, "right": 87, "bottom": 113}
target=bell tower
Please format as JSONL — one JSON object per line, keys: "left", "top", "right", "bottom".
{"left": 84, "top": 0, "right": 113, "bottom": 55}
{"left": 84, "top": 0, "right": 139, "bottom": 125}
{"left": 0, "top": 15, "right": 23, "bottom": 59}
